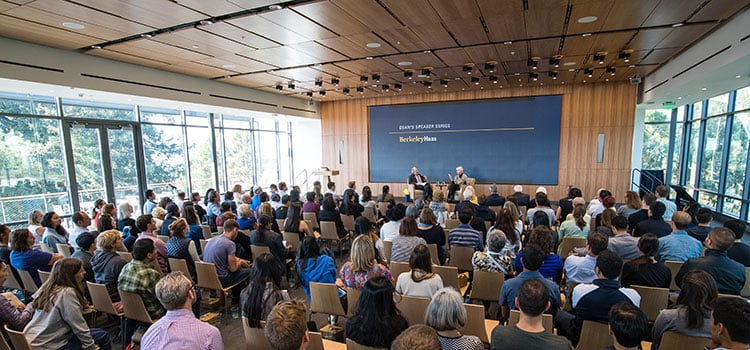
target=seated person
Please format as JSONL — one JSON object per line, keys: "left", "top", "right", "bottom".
{"left": 241, "top": 253, "right": 289, "bottom": 329}
{"left": 448, "top": 207, "right": 484, "bottom": 252}
{"left": 658, "top": 211, "right": 703, "bottom": 263}
{"left": 118, "top": 239, "right": 165, "bottom": 344}
{"left": 296, "top": 237, "right": 338, "bottom": 300}
{"left": 500, "top": 244, "right": 561, "bottom": 321}
{"left": 9, "top": 228, "right": 63, "bottom": 287}
{"left": 425, "top": 288, "right": 483, "bottom": 350}
{"left": 0, "top": 259, "right": 34, "bottom": 331}
{"left": 563, "top": 231, "right": 609, "bottom": 288}
{"left": 319, "top": 197, "right": 347, "bottom": 238}
{"left": 491, "top": 279, "right": 573, "bottom": 350}
{"left": 607, "top": 302, "right": 649, "bottom": 350}
{"left": 408, "top": 167, "right": 433, "bottom": 201}
{"left": 202, "top": 219, "right": 252, "bottom": 304}
{"left": 633, "top": 201, "right": 671, "bottom": 238}
{"left": 606, "top": 215, "right": 640, "bottom": 260}
{"left": 447, "top": 166, "right": 469, "bottom": 202}
{"left": 514, "top": 226, "right": 563, "bottom": 283}
{"left": 686, "top": 207, "right": 713, "bottom": 242}
{"left": 341, "top": 235, "right": 393, "bottom": 290}
{"left": 264, "top": 301, "right": 309, "bottom": 350}
{"left": 709, "top": 296, "right": 750, "bottom": 350}
{"left": 620, "top": 234, "right": 671, "bottom": 288}
{"left": 395, "top": 244, "right": 443, "bottom": 298}
{"left": 486, "top": 185, "right": 506, "bottom": 207}
{"left": 675, "top": 227, "right": 746, "bottom": 295}
{"left": 652, "top": 270, "right": 717, "bottom": 349}
{"left": 472, "top": 229, "right": 512, "bottom": 275}
{"left": 346, "top": 276, "right": 409, "bottom": 348}
{"left": 391, "top": 217, "right": 427, "bottom": 263}
{"left": 71, "top": 232, "right": 96, "bottom": 283}
{"left": 91, "top": 230, "right": 128, "bottom": 305}
{"left": 392, "top": 325, "right": 441, "bottom": 350}
{"left": 725, "top": 219, "right": 750, "bottom": 266}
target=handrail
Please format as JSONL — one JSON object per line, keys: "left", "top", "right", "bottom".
{"left": 631, "top": 168, "right": 664, "bottom": 195}
{"left": 294, "top": 169, "right": 310, "bottom": 193}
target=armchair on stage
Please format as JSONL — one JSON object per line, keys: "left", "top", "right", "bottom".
{"left": 408, "top": 177, "right": 476, "bottom": 202}
{"left": 406, "top": 179, "right": 426, "bottom": 202}
{"left": 453, "top": 177, "right": 476, "bottom": 202}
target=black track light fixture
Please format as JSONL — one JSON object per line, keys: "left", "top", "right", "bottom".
{"left": 421, "top": 68, "right": 432, "bottom": 76}
{"left": 527, "top": 58, "right": 539, "bottom": 70}
{"left": 331, "top": 78, "right": 340, "bottom": 86}
{"left": 484, "top": 61, "right": 497, "bottom": 73}
{"left": 305, "top": 92, "right": 313, "bottom": 97}
{"left": 360, "top": 76, "right": 368, "bottom": 82}
{"left": 470, "top": 76, "right": 480, "bottom": 85}
{"left": 593, "top": 52, "right": 606, "bottom": 64}
{"left": 423, "top": 81, "right": 432, "bottom": 88}
{"left": 584, "top": 68, "right": 594, "bottom": 77}
{"left": 463, "top": 64, "right": 473, "bottom": 74}
{"left": 548, "top": 71, "right": 558, "bottom": 80}
{"left": 489, "top": 75, "right": 498, "bottom": 83}
{"left": 606, "top": 66, "right": 616, "bottom": 75}
{"left": 549, "top": 57, "right": 561, "bottom": 68}
{"left": 618, "top": 51, "right": 632, "bottom": 63}
{"left": 372, "top": 73, "right": 381, "bottom": 82}
{"left": 529, "top": 72, "right": 538, "bottom": 81}
{"left": 319, "top": 90, "right": 326, "bottom": 96}
{"left": 382, "top": 84, "right": 390, "bottom": 92}
{"left": 356, "top": 86, "right": 364, "bottom": 94}
{"left": 287, "top": 82, "right": 295, "bottom": 89}
{"left": 275, "top": 84, "right": 283, "bottom": 91}
{"left": 440, "top": 79, "right": 448, "bottom": 87}
{"left": 394, "top": 83, "right": 402, "bottom": 91}
{"left": 314, "top": 80, "right": 323, "bottom": 87}
{"left": 342, "top": 87, "right": 350, "bottom": 94}
{"left": 404, "top": 70, "right": 413, "bottom": 79}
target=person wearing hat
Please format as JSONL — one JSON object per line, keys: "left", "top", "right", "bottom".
{"left": 486, "top": 185, "right": 506, "bottom": 207}
{"left": 71, "top": 232, "right": 96, "bottom": 283}
{"left": 528, "top": 186, "right": 548, "bottom": 209}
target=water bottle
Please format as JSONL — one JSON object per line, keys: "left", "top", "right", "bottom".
{"left": 122, "top": 226, "right": 131, "bottom": 238}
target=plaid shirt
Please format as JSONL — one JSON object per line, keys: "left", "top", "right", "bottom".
{"left": 118, "top": 260, "right": 164, "bottom": 320}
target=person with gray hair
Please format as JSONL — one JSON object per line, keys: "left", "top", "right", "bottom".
{"left": 141, "top": 272, "right": 223, "bottom": 349}
{"left": 472, "top": 229, "right": 512, "bottom": 275}
{"left": 405, "top": 204, "right": 419, "bottom": 219}
{"left": 509, "top": 185, "right": 530, "bottom": 207}
{"left": 425, "top": 287, "right": 483, "bottom": 350}
{"left": 448, "top": 166, "right": 469, "bottom": 202}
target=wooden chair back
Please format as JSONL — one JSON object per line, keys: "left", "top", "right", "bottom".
{"left": 397, "top": 295, "right": 430, "bottom": 325}
{"left": 195, "top": 261, "right": 225, "bottom": 291}
{"left": 168, "top": 258, "right": 191, "bottom": 278}
{"left": 508, "top": 310, "right": 553, "bottom": 333}
{"left": 156, "top": 235, "right": 169, "bottom": 243}
{"left": 433, "top": 265, "right": 460, "bottom": 291}
{"left": 117, "top": 251, "right": 133, "bottom": 262}
{"left": 17, "top": 269, "right": 39, "bottom": 293}
{"left": 631, "top": 285, "right": 669, "bottom": 321}
{"left": 575, "top": 320, "right": 612, "bottom": 350}
{"left": 659, "top": 331, "right": 711, "bottom": 350}
{"left": 56, "top": 243, "right": 72, "bottom": 257}
{"left": 425, "top": 244, "right": 440, "bottom": 266}
{"left": 275, "top": 220, "right": 286, "bottom": 232}
{"left": 389, "top": 262, "right": 410, "bottom": 280}
{"left": 39, "top": 242, "right": 54, "bottom": 254}
{"left": 557, "top": 237, "right": 587, "bottom": 257}
{"left": 238, "top": 229, "right": 251, "bottom": 237}
{"left": 463, "top": 303, "right": 490, "bottom": 343}
{"left": 362, "top": 208, "right": 376, "bottom": 224}
{"left": 241, "top": 317, "right": 272, "bottom": 350}
{"left": 445, "top": 219, "right": 459, "bottom": 230}
{"left": 2, "top": 268, "right": 24, "bottom": 290}
{"left": 382, "top": 240, "right": 393, "bottom": 264}
{"left": 488, "top": 206, "right": 502, "bottom": 216}
{"left": 469, "top": 270, "right": 504, "bottom": 302}
{"left": 0, "top": 325, "right": 12, "bottom": 350}
{"left": 448, "top": 246, "right": 475, "bottom": 271}
{"left": 309, "top": 282, "right": 346, "bottom": 317}
{"left": 346, "top": 339, "right": 387, "bottom": 350}
{"left": 664, "top": 260, "right": 684, "bottom": 291}
{"left": 307, "top": 332, "right": 325, "bottom": 350}
{"left": 119, "top": 290, "right": 157, "bottom": 324}
{"left": 37, "top": 270, "right": 50, "bottom": 284}
{"left": 4, "top": 326, "right": 31, "bottom": 350}
{"left": 377, "top": 202, "right": 389, "bottom": 218}
{"left": 341, "top": 214, "right": 355, "bottom": 233}
{"left": 200, "top": 239, "right": 209, "bottom": 253}
{"left": 282, "top": 232, "right": 301, "bottom": 252}
{"left": 741, "top": 267, "right": 750, "bottom": 297}
{"left": 345, "top": 287, "right": 362, "bottom": 316}
{"left": 318, "top": 222, "right": 340, "bottom": 241}
{"left": 303, "top": 212, "right": 319, "bottom": 229}
{"left": 201, "top": 225, "right": 212, "bottom": 239}
{"left": 251, "top": 245, "right": 271, "bottom": 260}
{"left": 87, "top": 282, "right": 123, "bottom": 317}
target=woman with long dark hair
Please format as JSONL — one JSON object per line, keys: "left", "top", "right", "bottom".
{"left": 621, "top": 234, "right": 671, "bottom": 288}
{"left": 24, "top": 258, "right": 111, "bottom": 349}
{"left": 241, "top": 252, "right": 287, "bottom": 328}
{"left": 283, "top": 203, "right": 313, "bottom": 240}
{"left": 319, "top": 196, "right": 347, "bottom": 238}
{"left": 513, "top": 226, "right": 563, "bottom": 283}
{"left": 390, "top": 217, "right": 427, "bottom": 263}
{"left": 181, "top": 202, "right": 205, "bottom": 255}
{"left": 492, "top": 208, "right": 522, "bottom": 259}
{"left": 416, "top": 208, "right": 447, "bottom": 264}
{"left": 652, "top": 270, "right": 717, "bottom": 349}
{"left": 296, "top": 236, "right": 338, "bottom": 300}
{"left": 346, "top": 276, "right": 409, "bottom": 347}
{"left": 617, "top": 190, "right": 642, "bottom": 218}
{"left": 557, "top": 187, "right": 582, "bottom": 222}
{"left": 395, "top": 244, "right": 443, "bottom": 297}
{"left": 41, "top": 211, "right": 69, "bottom": 253}
{"left": 251, "top": 215, "right": 290, "bottom": 274}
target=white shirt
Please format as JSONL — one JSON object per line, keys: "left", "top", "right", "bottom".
{"left": 69, "top": 225, "right": 90, "bottom": 249}
{"left": 379, "top": 220, "right": 402, "bottom": 242}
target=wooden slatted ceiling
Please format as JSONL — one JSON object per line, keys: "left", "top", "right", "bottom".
{"left": 643, "top": 0, "right": 708, "bottom": 26}
{"left": 291, "top": 1, "right": 370, "bottom": 36}
{"left": 197, "top": 55, "right": 276, "bottom": 73}
{"left": 330, "top": 0, "right": 403, "bottom": 32}
{"left": 566, "top": 0, "right": 614, "bottom": 34}
{"left": 107, "top": 40, "right": 211, "bottom": 65}
{"left": 259, "top": 8, "right": 338, "bottom": 41}
{"left": 162, "top": 61, "right": 237, "bottom": 79}
{"left": 238, "top": 45, "right": 321, "bottom": 68}
{"left": 198, "top": 22, "right": 279, "bottom": 50}
{"left": 0, "top": 14, "right": 100, "bottom": 49}
{"left": 87, "top": 49, "right": 169, "bottom": 69}
{"left": 152, "top": 30, "right": 248, "bottom": 59}
{"left": 430, "top": 0, "right": 482, "bottom": 21}
{"left": 381, "top": 53, "right": 447, "bottom": 71}
{"left": 599, "top": 0, "right": 660, "bottom": 31}
{"left": 691, "top": 0, "right": 750, "bottom": 21}
{"left": 271, "top": 67, "right": 332, "bottom": 83}
{"left": 654, "top": 23, "right": 716, "bottom": 49}
{"left": 287, "top": 41, "right": 349, "bottom": 62}
{"left": 380, "top": 0, "right": 441, "bottom": 27}
{"left": 444, "top": 17, "right": 490, "bottom": 46}
{"left": 484, "top": 13, "right": 527, "bottom": 42}
{"left": 525, "top": 0, "right": 568, "bottom": 38}
{"left": 0, "top": 1, "right": 16, "bottom": 11}
{"left": 3, "top": 5, "right": 118, "bottom": 41}
{"left": 24, "top": 0, "right": 155, "bottom": 36}
{"left": 172, "top": 0, "right": 245, "bottom": 17}
{"left": 333, "top": 58, "right": 400, "bottom": 77}
{"left": 227, "top": 15, "right": 308, "bottom": 45}
{"left": 70, "top": 0, "right": 206, "bottom": 28}
{"left": 375, "top": 27, "right": 431, "bottom": 53}
{"left": 408, "top": 23, "right": 458, "bottom": 49}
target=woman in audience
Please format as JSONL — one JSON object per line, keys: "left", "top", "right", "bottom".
{"left": 396, "top": 244, "right": 443, "bottom": 297}
{"left": 503, "top": 201, "right": 525, "bottom": 235}
{"left": 556, "top": 187, "right": 582, "bottom": 222}
{"left": 25, "top": 258, "right": 111, "bottom": 349}
{"left": 160, "top": 202, "right": 180, "bottom": 236}
{"left": 620, "top": 234, "right": 671, "bottom": 288}
{"left": 152, "top": 207, "right": 167, "bottom": 232}
{"left": 97, "top": 213, "right": 117, "bottom": 233}
{"left": 593, "top": 195, "right": 616, "bottom": 228}
{"left": 258, "top": 202, "right": 281, "bottom": 233}
{"left": 428, "top": 191, "right": 449, "bottom": 226}
{"left": 10, "top": 228, "right": 63, "bottom": 286}
{"left": 166, "top": 218, "right": 200, "bottom": 278}
{"left": 41, "top": 211, "right": 69, "bottom": 253}
{"left": 354, "top": 216, "right": 385, "bottom": 263}
{"left": 90, "top": 199, "right": 105, "bottom": 227}
{"left": 416, "top": 208, "right": 447, "bottom": 265}
{"left": 312, "top": 181, "right": 324, "bottom": 204}
{"left": 359, "top": 186, "right": 378, "bottom": 219}
{"left": 28, "top": 210, "right": 45, "bottom": 243}
{"left": 296, "top": 236, "right": 339, "bottom": 300}
{"left": 205, "top": 189, "right": 221, "bottom": 228}
{"left": 558, "top": 204, "right": 589, "bottom": 243}
{"left": 425, "top": 287, "right": 483, "bottom": 350}
{"left": 302, "top": 191, "right": 321, "bottom": 220}
{"left": 0, "top": 259, "right": 34, "bottom": 330}
{"left": 377, "top": 185, "right": 393, "bottom": 203}
{"left": 251, "top": 215, "right": 290, "bottom": 275}
{"left": 346, "top": 276, "right": 409, "bottom": 347}
{"left": 340, "top": 188, "right": 364, "bottom": 218}
{"left": 121, "top": 212, "right": 139, "bottom": 252}
{"left": 472, "top": 229, "right": 512, "bottom": 275}
{"left": 390, "top": 217, "right": 427, "bottom": 263}
{"left": 237, "top": 204, "right": 257, "bottom": 231}
{"left": 90, "top": 230, "right": 127, "bottom": 305}
{"left": 492, "top": 208, "right": 522, "bottom": 259}
{"left": 181, "top": 203, "right": 204, "bottom": 255}
{"left": 651, "top": 270, "right": 717, "bottom": 349}
{"left": 190, "top": 192, "right": 207, "bottom": 222}
{"left": 116, "top": 202, "right": 140, "bottom": 237}
{"left": 241, "top": 252, "right": 287, "bottom": 328}
{"left": 617, "top": 191, "right": 642, "bottom": 218}
{"left": 405, "top": 204, "right": 419, "bottom": 219}
{"left": 340, "top": 234, "right": 393, "bottom": 290}
{"left": 283, "top": 203, "right": 313, "bottom": 241}
{"left": 596, "top": 208, "right": 617, "bottom": 233}
{"left": 319, "top": 196, "right": 347, "bottom": 238}
{"left": 513, "top": 226, "right": 563, "bottom": 283}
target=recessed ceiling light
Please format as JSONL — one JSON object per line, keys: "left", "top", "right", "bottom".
{"left": 677, "top": 97, "right": 682, "bottom": 99}
{"left": 503, "top": 41, "right": 513, "bottom": 45}
{"left": 736, "top": 75, "right": 742, "bottom": 79}
{"left": 192, "top": 45, "right": 199, "bottom": 49}
{"left": 62, "top": 22, "right": 85, "bottom": 29}
{"left": 582, "top": 33, "right": 592, "bottom": 37}
{"left": 577, "top": 16, "right": 598, "bottom": 23}
{"left": 628, "top": 64, "right": 636, "bottom": 68}
{"left": 701, "top": 87, "right": 707, "bottom": 91}
{"left": 365, "top": 56, "right": 374, "bottom": 60}
{"left": 398, "top": 61, "right": 412, "bottom": 66}
{"left": 222, "top": 64, "right": 236, "bottom": 69}
{"left": 366, "top": 42, "right": 381, "bottom": 48}
{"left": 268, "top": 4, "right": 283, "bottom": 10}
{"left": 90, "top": 45, "right": 102, "bottom": 49}
{"left": 423, "top": 50, "right": 431, "bottom": 54}
{"left": 563, "top": 61, "right": 576, "bottom": 66}
{"left": 672, "top": 23, "right": 683, "bottom": 28}
{"left": 568, "top": 68, "right": 576, "bottom": 72}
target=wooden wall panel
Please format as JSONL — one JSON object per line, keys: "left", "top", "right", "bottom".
{"left": 319, "top": 82, "right": 637, "bottom": 202}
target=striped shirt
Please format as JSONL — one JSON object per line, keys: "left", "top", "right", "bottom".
{"left": 390, "top": 235, "right": 427, "bottom": 263}
{"left": 141, "top": 309, "right": 223, "bottom": 350}
{"left": 448, "top": 224, "right": 483, "bottom": 251}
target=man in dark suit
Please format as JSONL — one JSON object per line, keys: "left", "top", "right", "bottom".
{"left": 486, "top": 185, "right": 506, "bottom": 207}
{"left": 408, "top": 167, "right": 433, "bottom": 201}
{"left": 509, "top": 185, "right": 530, "bottom": 207}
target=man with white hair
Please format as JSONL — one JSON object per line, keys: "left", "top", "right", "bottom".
{"left": 141, "top": 272, "right": 223, "bottom": 349}
{"left": 447, "top": 166, "right": 469, "bottom": 203}
{"left": 509, "top": 185, "right": 530, "bottom": 207}
{"left": 486, "top": 184, "right": 506, "bottom": 207}
{"left": 408, "top": 166, "right": 433, "bottom": 201}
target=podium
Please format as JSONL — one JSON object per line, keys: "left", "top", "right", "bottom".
{"left": 311, "top": 169, "right": 340, "bottom": 184}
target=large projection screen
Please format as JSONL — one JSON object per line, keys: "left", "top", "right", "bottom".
{"left": 368, "top": 95, "right": 562, "bottom": 184}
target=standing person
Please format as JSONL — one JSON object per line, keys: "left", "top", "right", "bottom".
{"left": 118, "top": 239, "right": 166, "bottom": 345}
{"left": 447, "top": 166, "right": 469, "bottom": 202}
{"left": 136, "top": 214, "right": 168, "bottom": 274}
{"left": 425, "top": 287, "right": 483, "bottom": 350}
{"left": 346, "top": 276, "right": 409, "bottom": 348}
{"left": 141, "top": 272, "right": 223, "bottom": 350}
{"left": 143, "top": 189, "right": 157, "bottom": 215}
{"left": 41, "top": 211, "right": 69, "bottom": 253}
{"left": 408, "top": 167, "right": 433, "bottom": 201}
{"left": 395, "top": 244, "right": 443, "bottom": 298}
{"left": 202, "top": 219, "right": 252, "bottom": 304}
{"left": 491, "top": 279, "right": 573, "bottom": 350}
{"left": 709, "top": 297, "right": 750, "bottom": 350}
{"left": 24, "top": 258, "right": 111, "bottom": 350}
{"left": 10, "top": 228, "right": 63, "bottom": 287}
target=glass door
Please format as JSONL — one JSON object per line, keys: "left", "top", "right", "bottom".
{"left": 65, "top": 122, "right": 142, "bottom": 215}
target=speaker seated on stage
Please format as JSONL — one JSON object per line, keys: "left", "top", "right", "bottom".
{"left": 408, "top": 167, "right": 433, "bottom": 201}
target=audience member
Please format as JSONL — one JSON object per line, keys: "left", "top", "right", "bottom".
{"left": 9, "top": 228, "right": 62, "bottom": 286}
{"left": 241, "top": 253, "right": 288, "bottom": 328}
{"left": 91, "top": 230, "right": 127, "bottom": 305}
{"left": 0, "top": 259, "right": 34, "bottom": 331}
{"left": 586, "top": 188, "right": 611, "bottom": 219}
{"left": 319, "top": 196, "right": 347, "bottom": 238}
{"left": 237, "top": 204, "right": 257, "bottom": 231}
{"left": 391, "top": 217, "right": 428, "bottom": 263}
{"left": 346, "top": 276, "right": 408, "bottom": 347}
{"left": 527, "top": 193, "right": 556, "bottom": 228}
{"left": 428, "top": 191, "right": 449, "bottom": 225}
{"left": 392, "top": 324, "right": 442, "bottom": 350}
{"left": 203, "top": 219, "right": 252, "bottom": 303}
{"left": 472, "top": 229, "right": 512, "bottom": 275}
{"left": 495, "top": 208, "right": 523, "bottom": 259}
{"left": 607, "top": 302, "right": 649, "bottom": 350}
{"left": 166, "top": 218, "right": 200, "bottom": 280}
{"left": 556, "top": 250, "right": 640, "bottom": 345}
{"left": 283, "top": 203, "right": 313, "bottom": 241}
{"left": 620, "top": 234, "right": 671, "bottom": 288}
{"left": 491, "top": 279, "right": 573, "bottom": 350}
{"left": 486, "top": 184, "right": 506, "bottom": 207}
{"left": 616, "top": 191, "right": 642, "bottom": 218}
{"left": 416, "top": 208, "right": 447, "bottom": 264}
{"left": 655, "top": 185, "right": 677, "bottom": 221}
{"left": 657, "top": 211, "right": 703, "bottom": 262}
{"left": 563, "top": 231, "right": 609, "bottom": 287}
{"left": 687, "top": 207, "right": 713, "bottom": 242}
{"left": 70, "top": 211, "right": 93, "bottom": 249}
{"left": 558, "top": 205, "right": 590, "bottom": 243}
{"left": 353, "top": 216, "right": 385, "bottom": 263}
{"left": 302, "top": 192, "right": 321, "bottom": 220}
{"left": 652, "top": 270, "right": 717, "bottom": 349}
{"left": 25, "top": 259, "right": 112, "bottom": 349}
{"left": 500, "top": 244, "right": 561, "bottom": 321}
{"left": 296, "top": 236, "right": 339, "bottom": 300}
{"left": 251, "top": 215, "right": 291, "bottom": 274}
{"left": 607, "top": 215, "right": 640, "bottom": 259}
{"left": 509, "top": 185, "right": 530, "bottom": 207}
{"left": 28, "top": 210, "right": 45, "bottom": 245}
{"left": 448, "top": 207, "right": 484, "bottom": 252}
{"left": 41, "top": 211, "right": 69, "bottom": 253}
{"left": 136, "top": 214, "right": 168, "bottom": 274}
{"left": 514, "top": 226, "right": 563, "bottom": 283}
{"left": 181, "top": 203, "right": 205, "bottom": 255}
{"left": 426, "top": 287, "right": 483, "bottom": 350}
{"left": 275, "top": 195, "right": 290, "bottom": 219}
{"left": 118, "top": 239, "right": 165, "bottom": 343}
{"left": 141, "top": 272, "right": 223, "bottom": 349}
{"left": 710, "top": 297, "right": 750, "bottom": 350}
{"left": 116, "top": 202, "right": 139, "bottom": 238}
{"left": 380, "top": 203, "right": 407, "bottom": 242}
{"left": 395, "top": 244, "right": 443, "bottom": 297}
{"left": 675, "top": 227, "right": 746, "bottom": 295}
{"left": 724, "top": 219, "right": 750, "bottom": 266}
{"left": 264, "top": 301, "right": 309, "bottom": 350}
{"left": 71, "top": 232, "right": 96, "bottom": 283}
{"left": 340, "top": 234, "right": 393, "bottom": 290}
{"left": 143, "top": 189, "right": 157, "bottom": 214}
{"left": 628, "top": 193, "right": 655, "bottom": 236}
{"left": 633, "top": 201, "right": 671, "bottom": 238}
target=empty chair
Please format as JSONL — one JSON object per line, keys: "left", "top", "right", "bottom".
{"left": 341, "top": 214, "right": 355, "bottom": 233}
{"left": 4, "top": 325, "right": 31, "bottom": 350}
{"left": 119, "top": 290, "right": 159, "bottom": 324}
{"left": 433, "top": 265, "right": 460, "bottom": 291}
{"left": 558, "top": 237, "right": 587, "bottom": 257}
{"left": 195, "top": 261, "right": 242, "bottom": 318}
{"left": 508, "top": 310, "right": 554, "bottom": 333}
{"left": 241, "top": 317, "right": 272, "bottom": 350}
{"left": 282, "top": 232, "right": 301, "bottom": 252}
{"left": 303, "top": 212, "right": 319, "bottom": 230}
{"left": 309, "top": 282, "right": 346, "bottom": 321}
{"left": 448, "top": 246, "right": 474, "bottom": 271}
{"left": 575, "top": 320, "right": 612, "bottom": 350}
{"left": 631, "top": 285, "right": 669, "bottom": 322}
{"left": 397, "top": 295, "right": 430, "bottom": 326}
{"left": 469, "top": 270, "right": 504, "bottom": 303}
{"left": 86, "top": 282, "right": 125, "bottom": 337}
{"left": 389, "top": 262, "right": 410, "bottom": 280}
{"left": 117, "top": 251, "right": 133, "bottom": 263}
{"left": 658, "top": 331, "right": 711, "bottom": 350}
{"left": 56, "top": 244, "right": 72, "bottom": 258}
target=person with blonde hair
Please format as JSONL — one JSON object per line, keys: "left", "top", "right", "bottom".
{"left": 617, "top": 191, "right": 642, "bottom": 218}
{"left": 25, "top": 258, "right": 112, "bottom": 350}
{"left": 339, "top": 234, "right": 393, "bottom": 290}
{"left": 425, "top": 287, "right": 483, "bottom": 349}
{"left": 90, "top": 229, "right": 127, "bottom": 307}
{"left": 166, "top": 218, "right": 200, "bottom": 278}
{"left": 392, "top": 324, "right": 442, "bottom": 350}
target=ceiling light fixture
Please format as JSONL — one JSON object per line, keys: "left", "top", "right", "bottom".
{"left": 199, "top": 19, "right": 214, "bottom": 26}
{"left": 62, "top": 22, "right": 85, "bottom": 29}
{"left": 275, "top": 84, "right": 283, "bottom": 91}
{"left": 404, "top": 70, "right": 413, "bottom": 79}
{"left": 527, "top": 58, "right": 538, "bottom": 70}
{"left": 382, "top": 84, "right": 390, "bottom": 92}
{"left": 342, "top": 87, "right": 350, "bottom": 94}
{"left": 356, "top": 86, "right": 364, "bottom": 94}
{"left": 287, "top": 82, "right": 295, "bottom": 89}
{"left": 471, "top": 76, "right": 480, "bottom": 85}
{"left": 314, "top": 80, "right": 323, "bottom": 87}
{"left": 606, "top": 66, "right": 616, "bottom": 75}
{"left": 268, "top": 4, "right": 283, "bottom": 10}
{"left": 372, "top": 73, "right": 381, "bottom": 82}
{"left": 90, "top": 45, "right": 102, "bottom": 49}
{"left": 365, "top": 56, "right": 373, "bottom": 60}
{"left": 582, "top": 33, "right": 592, "bottom": 37}
{"left": 549, "top": 57, "right": 561, "bottom": 68}
{"left": 618, "top": 51, "right": 632, "bottom": 63}
{"left": 577, "top": 16, "right": 598, "bottom": 23}
{"left": 398, "top": 61, "right": 412, "bottom": 66}
{"left": 485, "top": 61, "right": 497, "bottom": 73}
{"left": 672, "top": 22, "right": 684, "bottom": 28}
{"left": 489, "top": 76, "right": 498, "bottom": 83}
{"left": 306, "top": 92, "right": 313, "bottom": 97}
{"left": 440, "top": 79, "right": 449, "bottom": 87}
{"left": 593, "top": 52, "right": 606, "bottom": 64}
{"left": 331, "top": 78, "right": 340, "bottom": 86}
{"left": 584, "top": 68, "right": 594, "bottom": 77}
{"left": 140, "top": 33, "right": 153, "bottom": 39}
{"left": 423, "top": 81, "right": 432, "bottom": 88}
{"left": 394, "top": 84, "right": 402, "bottom": 91}
{"left": 529, "top": 72, "right": 538, "bottom": 81}
{"left": 319, "top": 90, "right": 326, "bottom": 96}
{"left": 503, "top": 41, "right": 513, "bottom": 45}
{"left": 360, "top": 76, "right": 368, "bottom": 82}
{"left": 366, "top": 42, "right": 381, "bottom": 48}
{"left": 421, "top": 68, "right": 432, "bottom": 76}
{"left": 463, "top": 64, "right": 473, "bottom": 74}
{"left": 548, "top": 71, "right": 558, "bottom": 79}
{"left": 701, "top": 87, "right": 707, "bottom": 91}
